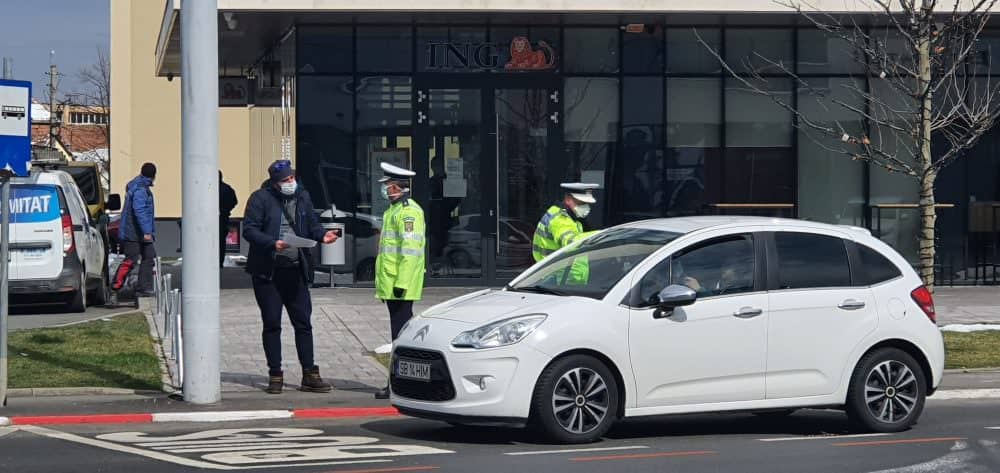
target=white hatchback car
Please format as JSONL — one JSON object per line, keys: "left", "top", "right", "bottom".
{"left": 390, "top": 217, "right": 945, "bottom": 443}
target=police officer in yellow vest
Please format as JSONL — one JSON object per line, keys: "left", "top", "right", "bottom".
{"left": 532, "top": 183, "right": 601, "bottom": 283}
{"left": 374, "top": 162, "right": 426, "bottom": 399}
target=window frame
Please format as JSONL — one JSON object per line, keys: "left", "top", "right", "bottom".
{"left": 764, "top": 230, "right": 856, "bottom": 291}
{"left": 626, "top": 231, "right": 767, "bottom": 308}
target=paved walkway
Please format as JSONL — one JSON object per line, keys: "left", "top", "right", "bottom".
{"left": 146, "top": 286, "right": 1000, "bottom": 394}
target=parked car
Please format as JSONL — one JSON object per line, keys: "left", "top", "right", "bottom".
{"left": 441, "top": 214, "right": 534, "bottom": 270}
{"left": 389, "top": 216, "right": 945, "bottom": 443}
{"left": 7, "top": 169, "right": 111, "bottom": 311}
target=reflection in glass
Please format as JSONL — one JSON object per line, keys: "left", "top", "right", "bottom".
{"left": 427, "top": 89, "right": 483, "bottom": 278}
{"left": 564, "top": 28, "right": 620, "bottom": 73}
{"left": 357, "top": 26, "right": 413, "bottom": 72}
{"left": 666, "top": 28, "right": 721, "bottom": 74}
{"left": 667, "top": 78, "right": 722, "bottom": 216}
{"left": 725, "top": 78, "right": 794, "bottom": 205}
{"left": 725, "top": 29, "right": 793, "bottom": 74}
{"left": 297, "top": 27, "right": 353, "bottom": 74}
{"left": 619, "top": 77, "right": 665, "bottom": 223}
{"left": 797, "top": 29, "right": 864, "bottom": 74}
{"left": 564, "top": 77, "right": 619, "bottom": 228}
{"left": 623, "top": 28, "right": 664, "bottom": 73}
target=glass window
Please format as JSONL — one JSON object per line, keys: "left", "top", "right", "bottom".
{"left": 671, "top": 235, "right": 755, "bottom": 298}
{"left": 356, "top": 76, "right": 412, "bottom": 130}
{"left": 666, "top": 78, "right": 722, "bottom": 216}
{"left": 797, "top": 78, "right": 866, "bottom": 226}
{"left": 297, "top": 26, "right": 353, "bottom": 74}
{"left": 357, "top": 26, "right": 412, "bottom": 72}
{"left": 297, "top": 76, "right": 354, "bottom": 212}
{"left": 511, "top": 227, "right": 681, "bottom": 300}
{"left": 623, "top": 28, "right": 664, "bottom": 73}
{"left": 797, "top": 29, "right": 864, "bottom": 74}
{"left": 857, "top": 244, "right": 902, "bottom": 286}
{"left": 775, "top": 232, "right": 851, "bottom": 289}
{"left": 725, "top": 78, "right": 794, "bottom": 204}
{"left": 619, "top": 77, "right": 664, "bottom": 222}
{"left": 666, "top": 28, "right": 721, "bottom": 73}
{"left": 973, "top": 32, "right": 1000, "bottom": 74}
{"left": 491, "top": 27, "right": 560, "bottom": 71}
{"left": 564, "top": 28, "right": 619, "bottom": 73}
{"left": 725, "top": 29, "right": 793, "bottom": 74}
{"left": 565, "top": 77, "right": 619, "bottom": 228}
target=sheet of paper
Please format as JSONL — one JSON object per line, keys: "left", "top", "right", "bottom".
{"left": 281, "top": 233, "right": 317, "bottom": 248}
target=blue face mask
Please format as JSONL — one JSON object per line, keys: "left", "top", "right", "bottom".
{"left": 380, "top": 185, "right": 390, "bottom": 200}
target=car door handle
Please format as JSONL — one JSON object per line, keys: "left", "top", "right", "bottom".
{"left": 838, "top": 299, "right": 867, "bottom": 311}
{"left": 733, "top": 307, "right": 763, "bottom": 319}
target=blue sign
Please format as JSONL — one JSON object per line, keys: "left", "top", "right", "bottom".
{"left": 9, "top": 185, "right": 60, "bottom": 223}
{"left": 0, "top": 79, "right": 32, "bottom": 177}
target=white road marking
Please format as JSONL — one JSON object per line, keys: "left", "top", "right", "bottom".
{"left": 151, "top": 410, "right": 294, "bottom": 423}
{"left": 930, "top": 389, "right": 1000, "bottom": 400}
{"left": 0, "top": 416, "right": 10, "bottom": 426}
{"left": 505, "top": 446, "right": 649, "bottom": 456}
{"left": 758, "top": 433, "right": 891, "bottom": 442}
{"left": 986, "top": 427, "right": 1000, "bottom": 430}
{"left": 863, "top": 442, "right": 987, "bottom": 473}
{"left": 0, "top": 426, "right": 17, "bottom": 438}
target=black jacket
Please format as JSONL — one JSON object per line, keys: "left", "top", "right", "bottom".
{"left": 242, "top": 185, "right": 326, "bottom": 282}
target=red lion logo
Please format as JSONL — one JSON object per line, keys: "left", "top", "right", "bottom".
{"left": 505, "top": 36, "right": 555, "bottom": 71}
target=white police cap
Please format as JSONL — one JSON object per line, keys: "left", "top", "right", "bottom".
{"left": 560, "top": 182, "right": 600, "bottom": 204}
{"left": 379, "top": 162, "right": 416, "bottom": 182}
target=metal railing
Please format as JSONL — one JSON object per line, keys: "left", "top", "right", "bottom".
{"left": 153, "top": 257, "right": 183, "bottom": 387}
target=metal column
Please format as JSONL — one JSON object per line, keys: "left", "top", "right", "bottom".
{"left": 180, "top": 0, "right": 220, "bottom": 404}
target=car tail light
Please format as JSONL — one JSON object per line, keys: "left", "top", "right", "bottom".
{"left": 62, "top": 213, "right": 75, "bottom": 254}
{"left": 910, "top": 286, "right": 936, "bottom": 323}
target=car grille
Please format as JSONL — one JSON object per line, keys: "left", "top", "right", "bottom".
{"left": 391, "top": 347, "right": 456, "bottom": 402}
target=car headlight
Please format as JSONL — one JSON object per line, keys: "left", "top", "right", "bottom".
{"left": 451, "top": 314, "right": 547, "bottom": 349}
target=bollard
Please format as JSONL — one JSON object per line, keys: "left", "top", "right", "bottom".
{"left": 173, "top": 289, "right": 184, "bottom": 386}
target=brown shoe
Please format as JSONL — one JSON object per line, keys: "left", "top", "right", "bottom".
{"left": 300, "top": 367, "right": 332, "bottom": 393}
{"left": 265, "top": 374, "right": 283, "bottom": 394}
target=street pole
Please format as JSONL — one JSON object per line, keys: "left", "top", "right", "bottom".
{"left": 48, "top": 63, "right": 57, "bottom": 149}
{"left": 180, "top": 0, "right": 220, "bottom": 403}
{"left": 0, "top": 175, "right": 10, "bottom": 406}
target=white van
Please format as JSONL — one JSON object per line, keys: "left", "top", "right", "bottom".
{"left": 7, "top": 169, "right": 108, "bottom": 312}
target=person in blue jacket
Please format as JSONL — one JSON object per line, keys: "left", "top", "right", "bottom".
{"left": 112, "top": 162, "right": 157, "bottom": 297}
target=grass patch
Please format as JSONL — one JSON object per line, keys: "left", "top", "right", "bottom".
{"left": 944, "top": 331, "right": 1000, "bottom": 370}
{"left": 8, "top": 313, "right": 162, "bottom": 390}
{"left": 374, "top": 353, "right": 390, "bottom": 369}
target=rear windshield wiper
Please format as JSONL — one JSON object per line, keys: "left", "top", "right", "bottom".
{"left": 510, "top": 285, "right": 567, "bottom": 296}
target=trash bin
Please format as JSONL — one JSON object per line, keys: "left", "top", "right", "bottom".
{"left": 321, "top": 221, "right": 346, "bottom": 266}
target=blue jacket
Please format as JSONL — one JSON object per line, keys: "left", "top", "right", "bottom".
{"left": 242, "top": 185, "right": 326, "bottom": 283}
{"left": 119, "top": 175, "right": 155, "bottom": 242}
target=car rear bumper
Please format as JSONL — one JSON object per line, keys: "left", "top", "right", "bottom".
{"left": 9, "top": 255, "right": 83, "bottom": 300}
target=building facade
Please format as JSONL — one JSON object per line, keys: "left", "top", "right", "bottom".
{"left": 115, "top": 0, "right": 1000, "bottom": 284}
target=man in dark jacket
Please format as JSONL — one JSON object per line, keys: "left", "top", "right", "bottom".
{"left": 112, "top": 162, "right": 157, "bottom": 296}
{"left": 243, "top": 160, "right": 339, "bottom": 394}
{"left": 219, "top": 171, "right": 238, "bottom": 267}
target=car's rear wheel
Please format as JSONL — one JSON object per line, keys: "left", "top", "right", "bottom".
{"left": 91, "top": 262, "right": 109, "bottom": 307}
{"left": 531, "top": 355, "right": 619, "bottom": 444}
{"left": 846, "top": 348, "right": 926, "bottom": 433}
{"left": 68, "top": 270, "right": 87, "bottom": 313}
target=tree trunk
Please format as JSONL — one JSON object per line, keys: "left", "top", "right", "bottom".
{"left": 917, "top": 1, "right": 935, "bottom": 290}
{"left": 918, "top": 171, "right": 937, "bottom": 290}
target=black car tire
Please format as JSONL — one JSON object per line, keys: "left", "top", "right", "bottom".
{"left": 531, "top": 355, "right": 619, "bottom": 444}
{"left": 68, "top": 270, "right": 87, "bottom": 313}
{"left": 846, "top": 348, "right": 926, "bottom": 433}
{"left": 91, "top": 262, "right": 110, "bottom": 307}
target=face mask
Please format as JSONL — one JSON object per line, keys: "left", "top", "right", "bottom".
{"left": 380, "top": 185, "right": 390, "bottom": 200}
{"left": 573, "top": 203, "right": 591, "bottom": 219}
{"left": 279, "top": 181, "right": 297, "bottom": 196}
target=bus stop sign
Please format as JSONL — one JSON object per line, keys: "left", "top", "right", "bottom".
{"left": 0, "top": 80, "right": 32, "bottom": 177}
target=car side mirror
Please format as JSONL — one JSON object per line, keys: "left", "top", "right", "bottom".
{"left": 653, "top": 284, "right": 697, "bottom": 318}
{"left": 107, "top": 194, "right": 122, "bottom": 211}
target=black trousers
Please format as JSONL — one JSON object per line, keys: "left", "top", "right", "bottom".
{"left": 253, "top": 267, "right": 315, "bottom": 376}
{"left": 387, "top": 300, "right": 414, "bottom": 341}
{"left": 113, "top": 241, "right": 156, "bottom": 292}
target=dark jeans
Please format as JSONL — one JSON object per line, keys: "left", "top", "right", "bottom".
{"left": 253, "top": 267, "right": 315, "bottom": 376}
{"left": 387, "top": 300, "right": 414, "bottom": 341}
{"left": 113, "top": 241, "right": 156, "bottom": 292}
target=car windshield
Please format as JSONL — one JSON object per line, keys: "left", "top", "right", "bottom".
{"left": 510, "top": 227, "right": 681, "bottom": 300}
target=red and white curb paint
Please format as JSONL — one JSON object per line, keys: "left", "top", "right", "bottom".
{"left": 0, "top": 406, "right": 399, "bottom": 427}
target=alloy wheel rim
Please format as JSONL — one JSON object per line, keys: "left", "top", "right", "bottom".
{"left": 552, "top": 367, "right": 610, "bottom": 435}
{"left": 865, "top": 360, "right": 919, "bottom": 424}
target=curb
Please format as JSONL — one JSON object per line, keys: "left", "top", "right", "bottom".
{"left": 7, "top": 388, "right": 163, "bottom": 398}
{"left": 0, "top": 406, "right": 400, "bottom": 426}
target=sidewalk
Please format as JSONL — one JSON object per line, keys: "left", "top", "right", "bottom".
{"left": 149, "top": 286, "right": 472, "bottom": 394}
{"left": 146, "top": 285, "right": 1000, "bottom": 395}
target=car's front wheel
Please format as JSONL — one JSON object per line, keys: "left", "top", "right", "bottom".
{"left": 846, "top": 348, "right": 926, "bottom": 433}
{"left": 531, "top": 355, "right": 619, "bottom": 444}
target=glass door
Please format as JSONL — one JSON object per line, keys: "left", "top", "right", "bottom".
{"left": 415, "top": 75, "right": 559, "bottom": 285}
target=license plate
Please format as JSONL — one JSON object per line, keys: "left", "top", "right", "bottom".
{"left": 396, "top": 358, "right": 431, "bottom": 381}
{"left": 18, "top": 248, "right": 46, "bottom": 260}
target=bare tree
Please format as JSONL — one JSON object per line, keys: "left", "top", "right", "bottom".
{"left": 697, "top": 0, "right": 1000, "bottom": 288}
{"left": 74, "top": 47, "right": 111, "bottom": 192}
